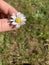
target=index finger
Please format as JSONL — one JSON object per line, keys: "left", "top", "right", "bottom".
{"left": 0, "top": 0, "right": 17, "bottom": 15}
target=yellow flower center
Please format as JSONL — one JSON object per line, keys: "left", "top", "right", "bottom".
{"left": 15, "top": 17, "right": 21, "bottom": 23}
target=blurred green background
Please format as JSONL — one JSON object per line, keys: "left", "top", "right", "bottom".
{"left": 0, "top": 0, "right": 49, "bottom": 65}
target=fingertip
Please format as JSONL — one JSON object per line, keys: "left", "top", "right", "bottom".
{"left": 8, "top": 6, "right": 17, "bottom": 15}
{"left": 0, "top": 0, "right": 18, "bottom": 15}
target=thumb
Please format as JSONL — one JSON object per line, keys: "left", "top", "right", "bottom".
{"left": 0, "top": 19, "right": 16, "bottom": 32}
{"left": 0, "top": 0, "right": 17, "bottom": 15}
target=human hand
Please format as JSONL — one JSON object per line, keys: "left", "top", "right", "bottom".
{"left": 0, "top": 0, "right": 17, "bottom": 32}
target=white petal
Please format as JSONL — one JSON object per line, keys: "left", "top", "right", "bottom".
{"left": 10, "top": 19, "right": 14, "bottom": 21}
{"left": 23, "top": 19, "right": 26, "bottom": 21}
{"left": 18, "top": 14, "right": 24, "bottom": 18}
{"left": 16, "top": 24, "right": 20, "bottom": 28}
{"left": 11, "top": 15, "right": 16, "bottom": 19}
{"left": 20, "top": 16, "right": 25, "bottom": 18}
{"left": 20, "top": 22, "right": 25, "bottom": 25}
{"left": 16, "top": 12, "right": 21, "bottom": 16}
{"left": 24, "top": 19, "right": 26, "bottom": 21}
{"left": 17, "top": 12, "right": 25, "bottom": 18}
{"left": 18, "top": 15, "right": 26, "bottom": 20}
{"left": 21, "top": 18, "right": 26, "bottom": 22}
{"left": 12, "top": 22, "right": 17, "bottom": 25}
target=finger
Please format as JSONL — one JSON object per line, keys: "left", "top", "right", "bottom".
{"left": 0, "top": 19, "right": 16, "bottom": 32}
{"left": 0, "top": 12, "right": 7, "bottom": 18}
{"left": 0, "top": 0, "right": 17, "bottom": 15}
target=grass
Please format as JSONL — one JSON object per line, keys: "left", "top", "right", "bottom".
{"left": 0, "top": 0, "right": 49, "bottom": 65}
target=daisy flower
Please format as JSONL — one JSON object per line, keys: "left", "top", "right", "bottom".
{"left": 10, "top": 12, "right": 26, "bottom": 28}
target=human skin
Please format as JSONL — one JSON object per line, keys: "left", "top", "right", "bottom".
{"left": 0, "top": 0, "right": 18, "bottom": 32}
